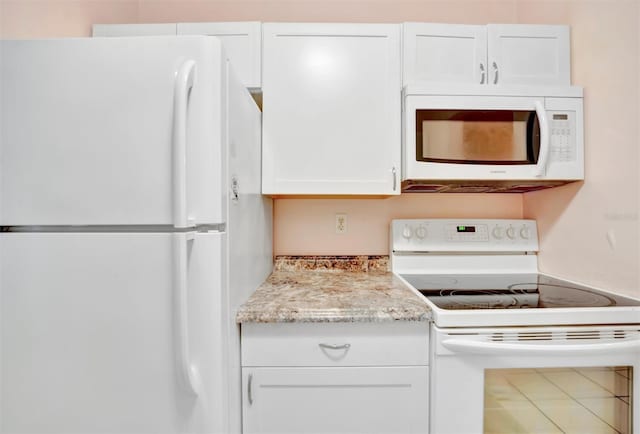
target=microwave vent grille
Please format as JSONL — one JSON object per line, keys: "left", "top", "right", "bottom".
{"left": 401, "top": 180, "right": 575, "bottom": 194}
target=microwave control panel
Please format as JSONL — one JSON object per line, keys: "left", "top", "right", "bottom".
{"left": 549, "top": 111, "right": 576, "bottom": 163}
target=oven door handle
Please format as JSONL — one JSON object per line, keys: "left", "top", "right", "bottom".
{"left": 441, "top": 338, "right": 640, "bottom": 356}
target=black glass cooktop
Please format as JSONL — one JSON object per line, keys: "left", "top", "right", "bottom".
{"left": 400, "top": 273, "right": 640, "bottom": 310}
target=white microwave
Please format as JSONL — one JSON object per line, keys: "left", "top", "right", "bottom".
{"left": 402, "top": 85, "right": 584, "bottom": 193}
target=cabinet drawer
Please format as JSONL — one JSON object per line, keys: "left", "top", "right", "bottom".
{"left": 242, "top": 366, "right": 429, "bottom": 434}
{"left": 241, "top": 322, "right": 429, "bottom": 367}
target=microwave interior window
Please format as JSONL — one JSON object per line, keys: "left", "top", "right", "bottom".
{"left": 416, "top": 110, "right": 540, "bottom": 165}
{"left": 484, "top": 367, "right": 633, "bottom": 434}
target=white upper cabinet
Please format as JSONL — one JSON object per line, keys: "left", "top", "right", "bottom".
{"left": 403, "top": 23, "right": 570, "bottom": 86}
{"left": 487, "top": 24, "right": 570, "bottom": 86}
{"left": 403, "top": 23, "right": 487, "bottom": 85}
{"left": 178, "top": 22, "right": 262, "bottom": 89}
{"left": 261, "top": 23, "right": 401, "bottom": 195}
{"left": 92, "top": 22, "right": 261, "bottom": 89}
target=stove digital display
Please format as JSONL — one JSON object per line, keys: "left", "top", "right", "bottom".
{"left": 457, "top": 225, "right": 476, "bottom": 233}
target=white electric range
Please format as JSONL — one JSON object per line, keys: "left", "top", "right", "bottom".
{"left": 390, "top": 219, "right": 640, "bottom": 434}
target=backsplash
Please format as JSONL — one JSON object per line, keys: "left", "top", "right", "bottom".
{"left": 274, "top": 255, "right": 389, "bottom": 273}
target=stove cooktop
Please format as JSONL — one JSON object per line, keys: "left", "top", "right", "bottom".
{"left": 401, "top": 273, "right": 640, "bottom": 311}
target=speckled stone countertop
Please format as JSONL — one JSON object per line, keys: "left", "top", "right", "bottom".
{"left": 236, "top": 256, "right": 432, "bottom": 323}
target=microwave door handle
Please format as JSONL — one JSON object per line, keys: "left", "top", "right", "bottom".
{"left": 441, "top": 338, "right": 640, "bottom": 356}
{"left": 534, "top": 101, "right": 550, "bottom": 178}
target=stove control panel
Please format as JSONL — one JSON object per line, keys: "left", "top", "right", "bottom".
{"left": 391, "top": 219, "right": 538, "bottom": 252}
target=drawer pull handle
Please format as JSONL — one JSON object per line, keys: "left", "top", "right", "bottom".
{"left": 248, "top": 374, "right": 254, "bottom": 405}
{"left": 319, "top": 343, "right": 351, "bottom": 350}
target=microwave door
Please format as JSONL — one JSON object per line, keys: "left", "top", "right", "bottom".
{"left": 404, "top": 95, "right": 555, "bottom": 182}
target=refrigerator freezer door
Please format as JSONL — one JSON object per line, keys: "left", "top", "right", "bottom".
{"left": 0, "top": 37, "right": 226, "bottom": 226}
{"left": 0, "top": 231, "right": 226, "bottom": 433}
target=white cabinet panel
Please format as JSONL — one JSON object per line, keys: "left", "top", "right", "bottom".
{"left": 262, "top": 23, "right": 401, "bottom": 195}
{"left": 403, "top": 23, "right": 486, "bottom": 84}
{"left": 488, "top": 24, "right": 570, "bottom": 86}
{"left": 242, "top": 367, "right": 429, "bottom": 434}
{"left": 403, "top": 23, "right": 570, "bottom": 86}
{"left": 0, "top": 232, "right": 225, "bottom": 433}
{"left": 178, "top": 22, "right": 262, "bottom": 89}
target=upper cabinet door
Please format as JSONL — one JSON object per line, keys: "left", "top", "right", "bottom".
{"left": 262, "top": 23, "right": 401, "bottom": 195}
{"left": 487, "top": 24, "right": 570, "bottom": 86}
{"left": 403, "top": 23, "right": 487, "bottom": 85}
{"left": 178, "top": 22, "right": 262, "bottom": 89}
{"left": 403, "top": 23, "right": 570, "bottom": 87}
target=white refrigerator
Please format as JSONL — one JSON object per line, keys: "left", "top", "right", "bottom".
{"left": 0, "top": 36, "right": 272, "bottom": 433}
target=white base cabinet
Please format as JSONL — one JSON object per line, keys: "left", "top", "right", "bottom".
{"left": 240, "top": 322, "right": 429, "bottom": 434}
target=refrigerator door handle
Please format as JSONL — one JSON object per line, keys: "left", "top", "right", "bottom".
{"left": 173, "top": 232, "right": 200, "bottom": 396}
{"left": 173, "top": 60, "right": 196, "bottom": 228}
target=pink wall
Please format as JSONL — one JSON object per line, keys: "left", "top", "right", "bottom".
{"left": 275, "top": 195, "right": 522, "bottom": 255}
{"left": 521, "top": 1, "right": 639, "bottom": 298}
{"left": 0, "top": 1, "right": 137, "bottom": 38}
{"left": 1, "top": 0, "right": 637, "bottom": 296}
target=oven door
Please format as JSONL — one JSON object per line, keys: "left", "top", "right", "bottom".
{"left": 431, "top": 325, "right": 640, "bottom": 434}
{"left": 403, "top": 95, "right": 582, "bottom": 181}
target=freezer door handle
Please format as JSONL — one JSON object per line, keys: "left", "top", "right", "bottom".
{"left": 173, "top": 60, "right": 196, "bottom": 228}
{"left": 173, "top": 232, "right": 200, "bottom": 396}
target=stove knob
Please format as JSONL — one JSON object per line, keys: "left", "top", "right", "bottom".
{"left": 402, "top": 225, "right": 413, "bottom": 240}
{"left": 506, "top": 226, "right": 516, "bottom": 239}
{"left": 520, "top": 225, "right": 531, "bottom": 239}
{"left": 415, "top": 225, "right": 427, "bottom": 239}
{"left": 492, "top": 226, "right": 505, "bottom": 239}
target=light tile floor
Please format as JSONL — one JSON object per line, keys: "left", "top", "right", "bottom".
{"left": 484, "top": 367, "right": 632, "bottom": 434}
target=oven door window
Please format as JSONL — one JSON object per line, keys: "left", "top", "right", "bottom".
{"left": 416, "top": 110, "right": 540, "bottom": 165}
{"left": 484, "top": 367, "right": 633, "bottom": 434}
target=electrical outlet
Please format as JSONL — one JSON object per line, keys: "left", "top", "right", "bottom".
{"left": 335, "top": 213, "right": 347, "bottom": 234}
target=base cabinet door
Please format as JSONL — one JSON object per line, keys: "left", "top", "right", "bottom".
{"left": 242, "top": 367, "right": 429, "bottom": 434}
